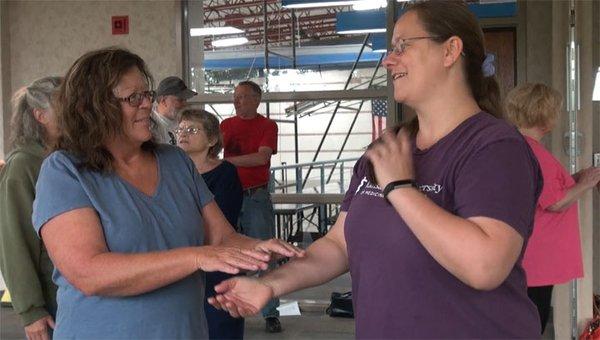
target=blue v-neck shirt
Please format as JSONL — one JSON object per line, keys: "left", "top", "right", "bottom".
{"left": 33, "top": 144, "right": 213, "bottom": 339}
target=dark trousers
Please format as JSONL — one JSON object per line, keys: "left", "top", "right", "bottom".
{"left": 527, "top": 285, "right": 554, "bottom": 334}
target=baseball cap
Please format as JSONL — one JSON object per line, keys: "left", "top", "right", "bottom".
{"left": 155, "top": 76, "right": 197, "bottom": 100}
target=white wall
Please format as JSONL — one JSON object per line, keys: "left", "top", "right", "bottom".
{"left": 0, "top": 0, "right": 181, "bottom": 291}
{"left": 2, "top": 0, "right": 181, "bottom": 155}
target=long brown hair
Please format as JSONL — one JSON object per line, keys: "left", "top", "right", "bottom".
{"left": 366, "top": 1, "right": 502, "bottom": 183}
{"left": 54, "top": 47, "right": 155, "bottom": 172}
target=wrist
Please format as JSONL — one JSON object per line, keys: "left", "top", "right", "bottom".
{"left": 258, "top": 277, "right": 278, "bottom": 298}
{"left": 383, "top": 179, "right": 417, "bottom": 202}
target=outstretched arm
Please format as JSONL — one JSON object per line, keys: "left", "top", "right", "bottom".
{"left": 208, "top": 212, "right": 349, "bottom": 316}
{"left": 546, "top": 166, "right": 600, "bottom": 212}
{"left": 41, "top": 207, "right": 270, "bottom": 297}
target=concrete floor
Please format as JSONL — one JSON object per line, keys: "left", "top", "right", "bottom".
{"left": 0, "top": 274, "right": 355, "bottom": 340}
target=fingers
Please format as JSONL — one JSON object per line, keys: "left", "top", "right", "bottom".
{"left": 207, "top": 296, "right": 219, "bottom": 308}
{"left": 211, "top": 293, "right": 260, "bottom": 318}
{"left": 214, "top": 278, "right": 236, "bottom": 294}
{"left": 256, "top": 239, "right": 306, "bottom": 258}
{"left": 46, "top": 316, "right": 55, "bottom": 329}
{"left": 222, "top": 251, "right": 266, "bottom": 271}
{"left": 198, "top": 247, "right": 270, "bottom": 273}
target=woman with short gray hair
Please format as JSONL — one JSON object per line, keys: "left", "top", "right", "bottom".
{"left": 176, "top": 109, "right": 245, "bottom": 339}
{"left": 0, "top": 76, "right": 62, "bottom": 340}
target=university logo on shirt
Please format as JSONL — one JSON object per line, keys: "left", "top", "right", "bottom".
{"left": 355, "top": 176, "right": 444, "bottom": 199}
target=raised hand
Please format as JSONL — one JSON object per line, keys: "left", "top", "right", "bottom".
{"left": 195, "top": 246, "right": 270, "bottom": 274}
{"left": 365, "top": 127, "right": 414, "bottom": 189}
{"left": 254, "top": 238, "right": 306, "bottom": 261}
{"left": 207, "top": 276, "right": 274, "bottom": 318}
{"left": 574, "top": 166, "right": 600, "bottom": 189}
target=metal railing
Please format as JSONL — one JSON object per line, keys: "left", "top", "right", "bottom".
{"left": 269, "top": 157, "right": 359, "bottom": 194}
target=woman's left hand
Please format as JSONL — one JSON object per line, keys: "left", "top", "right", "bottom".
{"left": 254, "top": 238, "right": 306, "bottom": 261}
{"left": 365, "top": 127, "right": 414, "bottom": 189}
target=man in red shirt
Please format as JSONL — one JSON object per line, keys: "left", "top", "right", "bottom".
{"left": 220, "top": 81, "right": 281, "bottom": 333}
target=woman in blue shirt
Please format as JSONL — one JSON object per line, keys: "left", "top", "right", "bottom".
{"left": 32, "top": 47, "right": 304, "bottom": 339}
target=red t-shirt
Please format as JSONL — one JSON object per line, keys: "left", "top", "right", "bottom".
{"left": 220, "top": 114, "right": 278, "bottom": 189}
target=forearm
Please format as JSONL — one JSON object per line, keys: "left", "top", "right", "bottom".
{"left": 547, "top": 182, "right": 588, "bottom": 212}
{"left": 387, "top": 188, "right": 518, "bottom": 290}
{"left": 226, "top": 153, "right": 268, "bottom": 167}
{"left": 261, "top": 235, "right": 348, "bottom": 298}
{"left": 73, "top": 247, "right": 199, "bottom": 297}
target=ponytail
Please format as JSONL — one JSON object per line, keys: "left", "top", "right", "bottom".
{"left": 9, "top": 76, "right": 62, "bottom": 149}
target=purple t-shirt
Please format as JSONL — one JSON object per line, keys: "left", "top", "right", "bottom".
{"left": 342, "top": 112, "right": 541, "bottom": 338}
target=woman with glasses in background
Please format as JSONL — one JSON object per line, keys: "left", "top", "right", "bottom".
{"left": 176, "top": 108, "right": 245, "bottom": 340}
{"left": 0, "top": 76, "right": 61, "bottom": 340}
{"left": 209, "top": 1, "right": 542, "bottom": 337}
{"left": 30, "top": 47, "right": 304, "bottom": 339}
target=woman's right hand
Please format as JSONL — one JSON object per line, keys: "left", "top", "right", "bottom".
{"left": 24, "top": 315, "right": 55, "bottom": 340}
{"left": 195, "top": 246, "right": 270, "bottom": 274}
{"left": 207, "top": 276, "right": 274, "bottom": 318}
{"left": 575, "top": 166, "right": 600, "bottom": 189}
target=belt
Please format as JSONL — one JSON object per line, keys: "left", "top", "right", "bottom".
{"left": 243, "top": 184, "right": 268, "bottom": 196}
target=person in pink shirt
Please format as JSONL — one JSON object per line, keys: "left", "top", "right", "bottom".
{"left": 505, "top": 83, "right": 600, "bottom": 333}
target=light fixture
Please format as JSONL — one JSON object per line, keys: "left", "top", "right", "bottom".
{"left": 338, "top": 28, "right": 386, "bottom": 35}
{"left": 212, "top": 37, "right": 249, "bottom": 48}
{"left": 593, "top": 67, "right": 600, "bottom": 101}
{"left": 353, "top": 0, "right": 386, "bottom": 11}
{"left": 190, "top": 27, "right": 243, "bottom": 37}
{"left": 282, "top": 0, "right": 358, "bottom": 9}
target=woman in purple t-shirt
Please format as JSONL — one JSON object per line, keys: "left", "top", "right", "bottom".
{"left": 209, "top": 1, "right": 542, "bottom": 338}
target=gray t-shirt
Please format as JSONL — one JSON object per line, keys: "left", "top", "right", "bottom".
{"left": 342, "top": 112, "right": 541, "bottom": 338}
{"left": 33, "top": 144, "right": 213, "bottom": 339}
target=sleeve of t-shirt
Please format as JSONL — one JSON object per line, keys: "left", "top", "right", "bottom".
{"left": 454, "top": 138, "right": 539, "bottom": 238}
{"left": 32, "top": 152, "right": 93, "bottom": 237}
{"left": 340, "top": 157, "right": 366, "bottom": 212}
{"left": 260, "top": 120, "right": 278, "bottom": 154}
{"left": 535, "top": 153, "right": 570, "bottom": 210}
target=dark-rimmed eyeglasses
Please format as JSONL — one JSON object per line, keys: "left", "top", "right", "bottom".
{"left": 116, "top": 90, "right": 156, "bottom": 107}
{"left": 174, "top": 127, "right": 202, "bottom": 135}
{"left": 387, "top": 36, "right": 440, "bottom": 56}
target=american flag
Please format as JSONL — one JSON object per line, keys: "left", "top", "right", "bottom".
{"left": 371, "top": 99, "right": 387, "bottom": 141}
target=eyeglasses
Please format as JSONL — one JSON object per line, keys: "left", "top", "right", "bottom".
{"left": 387, "top": 36, "right": 440, "bottom": 56}
{"left": 174, "top": 126, "right": 203, "bottom": 135}
{"left": 116, "top": 90, "right": 156, "bottom": 107}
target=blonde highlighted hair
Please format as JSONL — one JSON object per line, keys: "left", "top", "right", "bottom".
{"left": 504, "top": 83, "right": 563, "bottom": 129}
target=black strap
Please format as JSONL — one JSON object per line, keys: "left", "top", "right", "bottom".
{"left": 382, "top": 179, "right": 417, "bottom": 201}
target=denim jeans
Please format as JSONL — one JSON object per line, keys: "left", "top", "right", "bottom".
{"left": 238, "top": 187, "right": 279, "bottom": 318}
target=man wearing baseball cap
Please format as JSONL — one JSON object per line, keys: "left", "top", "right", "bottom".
{"left": 151, "top": 76, "right": 197, "bottom": 144}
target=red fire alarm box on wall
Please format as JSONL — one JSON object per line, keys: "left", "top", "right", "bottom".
{"left": 112, "top": 16, "right": 129, "bottom": 35}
